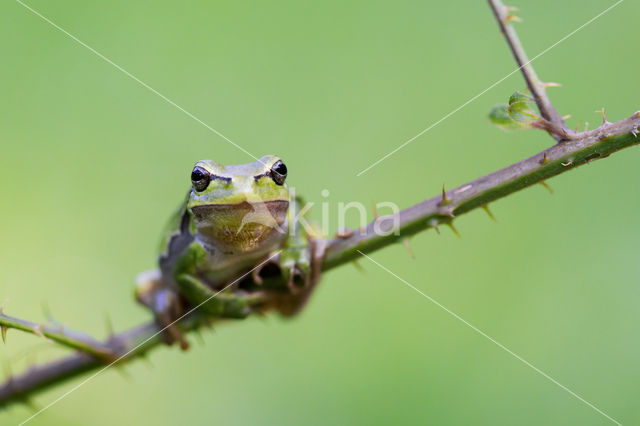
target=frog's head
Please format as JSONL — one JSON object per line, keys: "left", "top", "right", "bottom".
{"left": 187, "top": 155, "right": 290, "bottom": 254}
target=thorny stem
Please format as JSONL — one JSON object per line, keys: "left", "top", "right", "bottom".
{"left": 488, "top": 0, "right": 568, "bottom": 141}
{"left": 2, "top": 0, "right": 640, "bottom": 411}
{"left": 0, "top": 314, "right": 112, "bottom": 361}
{"left": 2, "top": 112, "right": 638, "bottom": 407}
{"left": 324, "top": 113, "right": 640, "bottom": 268}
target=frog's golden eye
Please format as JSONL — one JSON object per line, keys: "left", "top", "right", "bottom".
{"left": 191, "top": 166, "right": 211, "bottom": 192}
{"left": 269, "top": 160, "right": 287, "bottom": 185}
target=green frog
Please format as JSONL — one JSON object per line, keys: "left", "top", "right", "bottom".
{"left": 135, "top": 155, "right": 324, "bottom": 349}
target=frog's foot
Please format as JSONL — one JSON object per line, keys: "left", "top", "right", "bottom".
{"left": 135, "top": 270, "right": 189, "bottom": 350}
{"left": 251, "top": 253, "right": 280, "bottom": 286}
{"left": 276, "top": 238, "right": 328, "bottom": 315}
{"left": 251, "top": 249, "right": 308, "bottom": 292}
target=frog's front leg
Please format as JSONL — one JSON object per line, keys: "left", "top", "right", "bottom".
{"left": 135, "top": 270, "right": 189, "bottom": 350}
{"left": 280, "top": 196, "right": 313, "bottom": 289}
{"left": 172, "top": 242, "right": 260, "bottom": 319}
{"left": 174, "top": 273, "right": 255, "bottom": 319}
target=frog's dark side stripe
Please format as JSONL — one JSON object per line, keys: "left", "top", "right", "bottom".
{"left": 159, "top": 192, "right": 195, "bottom": 284}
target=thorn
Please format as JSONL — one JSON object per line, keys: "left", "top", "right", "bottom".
{"left": 561, "top": 159, "right": 573, "bottom": 167}
{"left": 539, "top": 181, "right": 553, "bottom": 194}
{"left": 401, "top": 238, "right": 415, "bottom": 259}
{"left": 32, "top": 324, "right": 53, "bottom": 343}
{"left": 595, "top": 108, "right": 609, "bottom": 125}
{"left": 505, "top": 13, "right": 522, "bottom": 23}
{"left": 440, "top": 207, "right": 456, "bottom": 218}
{"left": 584, "top": 122, "right": 589, "bottom": 132}
{"left": 429, "top": 219, "right": 440, "bottom": 235}
{"left": 1, "top": 326, "right": 7, "bottom": 343}
{"left": 139, "top": 352, "right": 154, "bottom": 369}
{"left": 573, "top": 120, "right": 582, "bottom": 132}
{"left": 561, "top": 114, "right": 571, "bottom": 121}
{"left": 542, "top": 82, "right": 562, "bottom": 88}
{"left": 41, "top": 302, "right": 53, "bottom": 322}
{"left": 482, "top": 205, "right": 497, "bottom": 222}
{"left": 21, "top": 396, "right": 40, "bottom": 412}
{"left": 41, "top": 303, "right": 62, "bottom": 328}
{"left": 0, "top": 298, "right": 9, "bottom": 316}
{"left": 439, "top": 184, "right": 452, "bottom": 206}
{"left": 2, "top": 357, "right": 13, "bottom": 380}
{"left": 371, "top": 201, "right": 379, "bottom": 219}
{"left": 540, "top": 151, "right": 551, "bottom": 165}
{"left": 632, "top": 127, "right": 638, "bottom": 138}
{"left": 194, "top": 329, "right": 205, "bottom": 346}
{"left": 104, "top": 312, "right": 114, "bottom": 337}
{"left": 446, "top": 222, "right": 461, "bottom": 238}
{"left": 115, "top": 366, "right": 133, "bottom": 382}
{"left": 351, "top": 260, "right": 365, "bottom": 273}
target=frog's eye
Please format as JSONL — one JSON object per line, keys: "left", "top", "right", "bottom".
{"left": 269, "top": 160, "right": 287, "bottom": 185}
{"left": 191, "top": 166, "right": 211, "bottom": 192}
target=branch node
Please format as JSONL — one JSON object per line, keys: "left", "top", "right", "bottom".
{"left": 489, "top": 0, "right": 566, "bottom": 141}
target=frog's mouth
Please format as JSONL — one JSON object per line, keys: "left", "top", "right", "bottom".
{"left": 191, "top": 200, "right": 289, "bottom": 252}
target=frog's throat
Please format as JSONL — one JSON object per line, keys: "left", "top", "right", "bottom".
{"left": 190, "top": 200, "right": 289, "bottom": 254}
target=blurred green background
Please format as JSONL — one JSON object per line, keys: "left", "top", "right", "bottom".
{"left": 1, "top": 0, "right": 639, "bottom": 424}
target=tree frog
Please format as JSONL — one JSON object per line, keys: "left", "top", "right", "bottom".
{"left": 136, "top": 155, "right": 324, "bottom": 349}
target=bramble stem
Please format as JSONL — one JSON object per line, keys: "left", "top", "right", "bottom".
{"left": 2, "top": 111, "right": 638, "bottom": 406}
{"left": 0, "top": 314, "right": 113, "bottom": 361}
{"left": 488, "top": 0, "right": 567, "bottom": 140}
{"left": 2, "top": 0, "right": 639, "bottom": 409}
{"left": 323, "top": 113, "right": 640, "bottom": 268}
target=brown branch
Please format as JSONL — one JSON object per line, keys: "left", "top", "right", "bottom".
{"left": 488, "top": 0, "right": 567, "bottom": 140}
{"left": 0, "top": 314, "right": 113, "bottom": 361}
{"left": 2, "top": 0, "right": 640, "bottom": 409}
{"left": 2, "top": 111, "right": 639, "bottom": 407}
{"left": 324, "top": 113, "right": 640, "bottom": 268}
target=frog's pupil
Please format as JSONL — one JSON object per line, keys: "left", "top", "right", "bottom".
{"left": 191, "top": 167, "right": 210, "bottom": 191}
{"left": 270, "top": 161, "right": 287, "bottom": 185}
{"left": 274, "top": 162, "right": 287, "bottom": 176}
{"left": 191, "top": 169, "right": 205, "bottom": 182}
